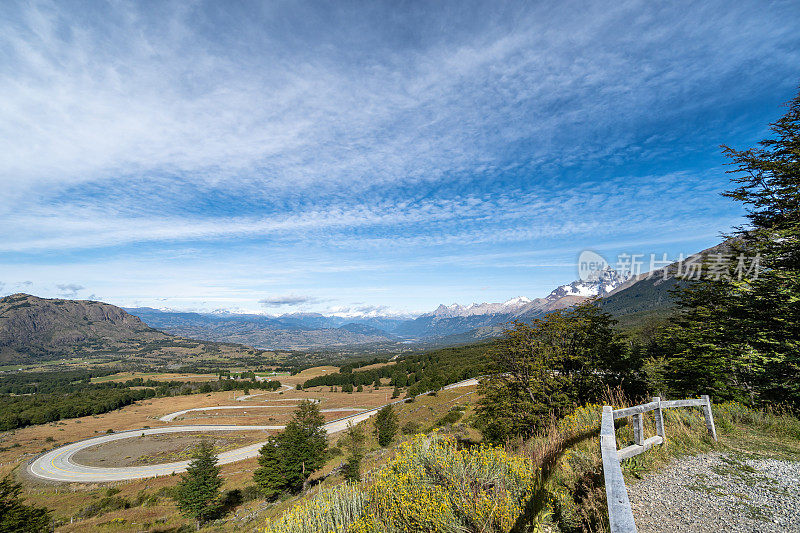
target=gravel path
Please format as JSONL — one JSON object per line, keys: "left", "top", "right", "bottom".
{"left": 627, "top": 452, "right": 800, "bottom": 532}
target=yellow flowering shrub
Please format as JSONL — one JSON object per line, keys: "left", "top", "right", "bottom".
{"left": 265, "top": 433, "right": 540, "bottom": 533}
{"left": 351, "top": 432, "right": 538, "bottom": 532}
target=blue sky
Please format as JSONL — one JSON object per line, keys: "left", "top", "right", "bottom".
{"left": 1, "top": 0, "right": 798, "bottom": 315}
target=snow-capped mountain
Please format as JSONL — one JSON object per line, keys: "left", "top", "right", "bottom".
{"left": 422, "top": 296, "right": 533, "bottom": 319}
{"left": 545, "top": 267, "right": 630, "bottom": 301}
{"left": 127, "top": 264, "right": 656, "bottom": 349}
{"left": 419, "top": 268, "right": 629, "bottom": 321}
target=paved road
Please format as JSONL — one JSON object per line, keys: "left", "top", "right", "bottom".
{"left": 28, "top": 377, "right": 479, "bottom": 483}
{"left": 443, "top": 378, "right": 478, "bottom": 390}
{"left": 160, "top": 404, "right": 361, "bottom": 422}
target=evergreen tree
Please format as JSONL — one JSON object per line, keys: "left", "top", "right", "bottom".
{"left": 0, "top": 476, "right": 50, "bottom": 533}
{"left": 253, "top": 400, "right": 327, "bottom": 496}
{"left": 477, "top": 301, "right": 627, "bottom": 442}
{"left": 373, "top": 405, "right": 398, "bottom": 447}
{"left": 391, "top": 386, "right": 400, "bottom": 399}
{"left": 174, "top": 440, "right": 223, "bottom": 529}
{"left": 341, "top": 422, "right": 365, "bottom": 483}
{"left": 720, "top": 91, "right": 800, "bottom": 407}
{"left": 253, "top": 436, "right": 285, "bottom": 500}
{"left": 661, "top": 273, "right": 746, "bottom": 401}
{"left": 281, "top": 400, "right": 328, "bottom": 491}
{"left": 667, "top": 89, "right": 800, "bottom": 407}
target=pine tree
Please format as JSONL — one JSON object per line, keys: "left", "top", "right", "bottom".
{"left": 373, "top": 405, "right": 398, "bottom": 447}
{"left": 253, "top": 400, "right": 327, "bottom": 496}
{"left": 668, "top": 88, "right": 800, "bottom": 407}
{"left": 341, "top": 422, "right": 365, "bottom": 483}
{"left": 0, "top": 476, "right": 50, "bottom": 533}
{"left": 280, "top": 402, "right": 327, "bottom": 492}
{"left": 253, "top": 436, "right": 285, "bottom": 500}
{"left": 174, "top": 440, "right": 223, "bottom": 529}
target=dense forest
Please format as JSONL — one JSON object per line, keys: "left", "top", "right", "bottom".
{"left": 301, "top": 343, "right": 491, "bottom": 394}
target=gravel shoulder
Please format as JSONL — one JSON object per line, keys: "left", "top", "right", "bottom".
{"left": 627, "top": 451, "right": 800, "bottom": 533}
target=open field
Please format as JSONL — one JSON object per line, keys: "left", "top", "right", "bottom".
{"left": 91, "top": 372, "right": 220, "bottom": 383}
{"left": 354, "top": 361, "right": 396, "bottom": 371}
{"left": 0, "top": 365, "right": 479, "bottom": 531}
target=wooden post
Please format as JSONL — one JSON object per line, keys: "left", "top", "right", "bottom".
{"left": 600, "top": 406, "right": 638, "bottom": 532}
{"left": 700, "top": 395, "right": 717, "bottom": 441}
{"left": 652, "top": 397, "right": 665, "bottom": 440}
{"left": 632, "top": 413, "right": 644, "bottom": 446}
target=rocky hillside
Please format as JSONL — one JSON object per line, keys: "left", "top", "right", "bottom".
{"left": 0, "top": 294, "right": 266, "bottom": 364}
{"left": 0, "top": 294, "right": 168, "bottom": 358}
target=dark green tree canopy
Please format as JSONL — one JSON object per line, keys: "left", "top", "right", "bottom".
{"left": 0, "top": 476, "right": 50, "bottom": 533}
{"left": 478, "top": 301, "right": 629, "bottom": 442}
{"left": 174, "top": 440, "right": 223, "bottom": 528}
{"left": 660, "top": 88, "right": 800, "bottom": 407}
{"left": 253, "top": 400, "right": 328, "bottom": 497}
{"left": 373, "top": 404, "right": 398, "bottom": 447}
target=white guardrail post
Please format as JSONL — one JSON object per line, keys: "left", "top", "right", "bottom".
{"left": 601, "top": 395, "right": 716, "bottom": 531}
{"left": 600, "top": 406, "right": 638, "bottom": 533}
{"left": 700, "top": 394, "right": 717, "bottom": 441}
{"left": 652, "top": 396, "right": 665, "bottom": 440}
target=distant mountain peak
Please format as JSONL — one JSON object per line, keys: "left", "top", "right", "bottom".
{"left": 423, "top": 296, "right": 535, "bottom": 319}
{"left": 545, "top": 267, "right": 630, "bottom": 301}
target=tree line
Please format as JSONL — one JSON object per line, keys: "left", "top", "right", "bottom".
{"left": 0, "top": 371, "right": 282, "bottom": 430}
{"left": 301, "top": 343, "right": 491, "bottom": 394}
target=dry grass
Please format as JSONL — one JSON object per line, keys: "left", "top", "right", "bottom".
{"left": 354, "top": 361, "right": 396, "bottom": 372}
{"left": 91, "top": 372, "right": 219, "bottom": 383}
{"left": 0, "top": 367, "right": 478, "bottom": 531}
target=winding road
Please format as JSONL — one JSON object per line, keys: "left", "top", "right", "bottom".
{"left": 28, "top": 377, "right": 479, "bottom": 483}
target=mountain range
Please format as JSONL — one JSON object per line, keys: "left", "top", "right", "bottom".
{"left": 123, "top": 263, "right": 648, "bottom": 349}
{"left": 0, "top": 293, "right": 271, "bottom": 365}
{"left": 2, "top": 242, "right": 731, "bottom": 358}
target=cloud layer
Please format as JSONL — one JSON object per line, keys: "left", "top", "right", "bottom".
{"left": 1, "top": 0, "right": 798, "bottom": 312}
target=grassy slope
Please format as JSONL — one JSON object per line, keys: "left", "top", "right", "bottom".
{"left": 255, "top": 396, "right": 800, "bottom": 533}
{"left": 11, "top": 375, "right": 797, "bottom": 532}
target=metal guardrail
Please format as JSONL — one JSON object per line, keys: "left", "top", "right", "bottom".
{"left": 600, "top": 395, "right": 717, "bottom": 533}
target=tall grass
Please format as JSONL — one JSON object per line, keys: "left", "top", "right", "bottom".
{"left": 263, "top": 483, "right": 367, "bottom": 533}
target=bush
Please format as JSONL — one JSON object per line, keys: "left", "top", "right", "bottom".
{"left": 401, "top": 421, "right": 420, "bottom": 435}
{"left": 432, "top": 408, "right": 464, "bottom": 428}
{"left": 265, "top": 433, "right": 540, "bottom": 533}
{"left": 264, "top": 483, "right": 367, "bottom": 533}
